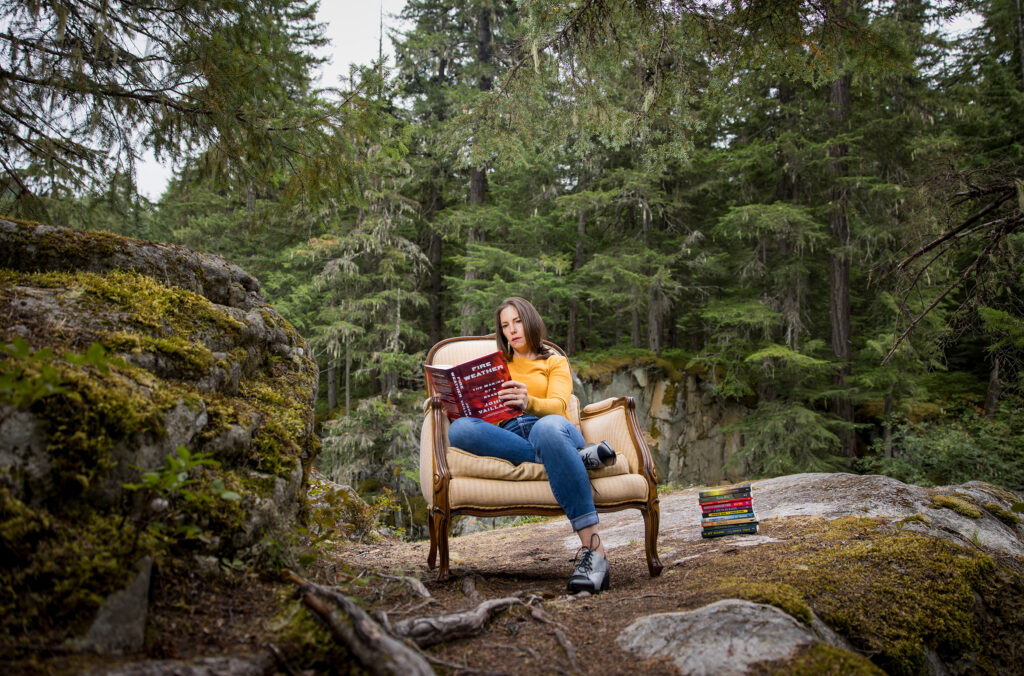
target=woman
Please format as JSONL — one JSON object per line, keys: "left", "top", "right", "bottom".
{"left": 447, "top": 297, "right": 614, "bottom": 593}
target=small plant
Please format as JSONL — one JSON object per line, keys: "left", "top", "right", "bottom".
{"left": 124, "top": 445, "right": 242, "bottom": 547}
{"left": 0, "top": 338, "right": 127, "bottom": 407}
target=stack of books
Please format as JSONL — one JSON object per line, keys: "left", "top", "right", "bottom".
{"left": 700, "top": 482, "right": 758, "bottom": 538}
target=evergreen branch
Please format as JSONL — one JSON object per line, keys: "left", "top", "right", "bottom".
{"left": 896, "top": 188, "right": 1015, "bottom": 272}
{"left": 883, "top": 221, "right": 1008, "bottom": 365}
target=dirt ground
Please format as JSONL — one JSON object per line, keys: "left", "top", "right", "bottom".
{"left": 16, "top": 482, "right": 1024, "bottom": 675}
{"left": 16, "top": 489, "right": 765, "bottom": 675}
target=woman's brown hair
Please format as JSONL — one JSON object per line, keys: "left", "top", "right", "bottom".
{"left": 494, "top": 297, "right": 552, "bottom": 360}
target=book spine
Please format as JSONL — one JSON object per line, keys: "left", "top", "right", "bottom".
{"left": 701, "top": 524, "right": 759, "bottom": 538}
{"left": 698, "top": 483, "right": 751, "bottom": 499}
{"left": 702, "top": 507, "right": 754, "bottom": 518}
{"left": 699, "top": 490, "right": 751, "bottom": 504}
{"left": 701, "top": 498, "right": 752, "bottom": 513}
{"left": 701, "top": 516, "right": 757, "bottom": 527}
{"left": 701, "top": 513, "right": 757, "bottom": 524}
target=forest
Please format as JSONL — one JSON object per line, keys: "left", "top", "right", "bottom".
{"left": 3, "top": 0, "right": 1023, "bottom": 517}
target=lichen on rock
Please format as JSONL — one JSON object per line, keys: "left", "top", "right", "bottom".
{"left": 0, "top": 219, "right": 318, "bottom": 644}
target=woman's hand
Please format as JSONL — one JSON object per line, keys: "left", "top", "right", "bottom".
{"left": 499, "top": 380, "right": 529, "bottom": 410}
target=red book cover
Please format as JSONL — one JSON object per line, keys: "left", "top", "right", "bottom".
{"left": 424, "top": 351, "right": 523, "bottom": 425}
{"left": 701, "top": 497, "right": 752, "bottom": 514}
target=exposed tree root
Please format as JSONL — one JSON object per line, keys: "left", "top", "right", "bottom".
{"left": 284, "top": 568, "right": 528, "bottom": 672}
{"left": 283, "top": 569, "right": 433, "bottom": 676}
{"left": 390, "top": 597, "right": 524, "bottom": 647}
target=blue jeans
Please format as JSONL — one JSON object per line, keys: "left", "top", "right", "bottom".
{"left": 448, "top": 414, "right": 599, "bottom": 531}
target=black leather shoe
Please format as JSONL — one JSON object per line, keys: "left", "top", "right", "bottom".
{"left": 567, "top": 547, "right": 610, "bottom": 593}
{"left": 578, "top": 441, "right": 615, "bottom": 470}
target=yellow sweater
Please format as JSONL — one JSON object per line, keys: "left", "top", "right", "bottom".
{"left": 508, "top": 353, "right": 572, "bottom": 418}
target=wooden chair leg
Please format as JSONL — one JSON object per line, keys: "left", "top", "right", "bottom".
{"left": 643, "top": 503, "right": 663, "bottom": 577}
{"left": 431, "top": 506, "right": 451, "bottom": 580}
{"left": 427, "top": 510, "right": 437, "bottom": 570}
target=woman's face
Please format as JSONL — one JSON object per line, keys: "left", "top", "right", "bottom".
{"left": 500, "top": 305, "right": 528, "bottom": 355}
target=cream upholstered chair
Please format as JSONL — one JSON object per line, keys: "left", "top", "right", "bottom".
{"left": 419, "top": 335, "right": 663, "bottom": 580}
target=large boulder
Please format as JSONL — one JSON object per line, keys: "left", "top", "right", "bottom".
{"left": 0, "top": 219, "right": 318, "bottom": 644}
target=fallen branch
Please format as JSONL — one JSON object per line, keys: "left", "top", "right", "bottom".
{"left": 379, "top": 573, "right": 431, "bottom": 599}
{"left": 282, "top": 569, "right": 433, "bottom": 676}
{"left": 528, "top": 604, "right": 581, "bottom": 674}
{"left": 390, "top": 597, "right": 524, "bottom": 648}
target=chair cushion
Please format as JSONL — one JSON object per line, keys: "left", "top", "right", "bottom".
{"left": 448, "top": 474, "right": 649, "bottom": 510}
{"left": 447, "top": 446, "right": 630, "bottom": 481}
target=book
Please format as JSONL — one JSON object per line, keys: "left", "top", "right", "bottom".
{"left": 701, "top": 523, "right": 759, "bottom": 538}
{"left": 424, "top": 351, "right": 523, "bottom": 425}
{"left": 702, "top": 507, "right": 755, "bottom": 518}
{"left": 701, "top": 515, "right": 757, "bottom": 527}
{"left": 701, "top": 512, "right": 756, "bottom": 524}
{"left": 698, "top": 482, "right": 751, "bottom": 499}
{"left": 698, "top": 485, "right": 752, "bottom": 504}
{"left": 701, "top": 498, "right": 752, "bottom": 513}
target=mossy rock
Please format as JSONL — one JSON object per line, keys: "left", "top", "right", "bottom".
{"left": 0, "top": 221, "right": 318, "bottom": 644}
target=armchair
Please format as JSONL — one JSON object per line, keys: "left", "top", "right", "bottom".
{"left": 419, "top": 335, "right": 663, "bottom": 580}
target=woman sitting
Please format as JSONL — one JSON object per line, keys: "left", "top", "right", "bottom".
{"left": 448, "top": 297, "right": 614, "bottom": 593}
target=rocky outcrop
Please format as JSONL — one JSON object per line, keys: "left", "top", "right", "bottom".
{"left": 0, "top": 219, "right": 318, "bottom": 646}
{"left": 576, "top": 358, "right": 749, "bottom": 486}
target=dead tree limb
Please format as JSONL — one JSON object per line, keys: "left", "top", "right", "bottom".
{"left": 883, "top": 223, "right": 1006, "bottom": 365}
{"left": 528, "top": 604, "right": 581, "bottom": 674}
{"left": 379, "top": 573, "right": 431, "bottom": 599}
{"left": 390, "top": 597, "right": 524, "bottom": 648}
{"left": 282, "top": 569, "right": 433, "bottom": 676}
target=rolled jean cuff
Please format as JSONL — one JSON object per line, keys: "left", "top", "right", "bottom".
{"left": 570, "top": 510, "right": 599, "bottom": 532}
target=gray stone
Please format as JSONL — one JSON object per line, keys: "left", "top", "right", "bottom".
{"left": 578, "top": 367, "right": 749, "bottom": 486}
{"left": 617, "top": 599, "right": 820, "bottom": 675}
{"left": 74, "top": 557, "right": 153, "bottom": 654}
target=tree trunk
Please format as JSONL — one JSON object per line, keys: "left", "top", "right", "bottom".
{"left": 327, "top": 358, "right": 337, "bottom": 412}
{"left": 1017, "top": 0, "right": 1024, "bottom": 86}
{"left": 648, "top": 286, "right": 662, "bottom": 354}
{"left": 883, "top": 388, "right": 894, "bottom": 458}
{"left": 345, "top": 348, "right": 351, "bottom": 416}
{"left": 827, "top": 8, "right": 856, "bottom": 457}
{"left": 567, "top": 210, "right": 586, "bottom": 355}
{"left": 461, "top": 8, "right": 493, "bottom": 335}
{"left": 631, "top": 298, "right": 640, "bottom": 348}
{"left": 428, "top": 175, "right": 444, "bottom": 346}
{"left": 985, "top": 354, "right": 1000, "bottom": 418}
{"left": 429, "top": 229, "right": 443, "bottom": 345}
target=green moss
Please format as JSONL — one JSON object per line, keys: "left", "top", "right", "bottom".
{"left": 709, "top": 580, "right": 813, "bottom": 624}
{"left": 0, "top": 487, "right": 154, "bottom": 640}
{"left": 106, "top": 330, "right": 216, "bottom": 374}
{"left": 982, "top": 502, "right": 1021, "bottom": 527}
{"left": 930, "top": 494, "right": 984, "bottom": 519}
{"left": 683, "top": 516, "right": 1021, "bottom": 675}
{"left": 795, "top": 521, "right": 992, "bottom": 675}
{"left": 766, "top": 644, "right": 886, "bottom": 675}
{"left": 269, "top": 597, "right": 359, "bottom": 672}
{"left": 662, "top": 381, "right": 680, "bottom": 409}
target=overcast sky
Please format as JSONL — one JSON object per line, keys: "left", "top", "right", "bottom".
{"left": 136, "top": 0, "right": 409, "bottom": 198}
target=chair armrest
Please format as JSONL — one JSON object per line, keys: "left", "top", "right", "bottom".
{"left": 581, "top": 397, "right": 619, "bottom": 416}
{"left": 419, "top": 397, "right": 452, "bottom": 507}
{"left": 579, "top": 396, "right": 658, "bottom": 484}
